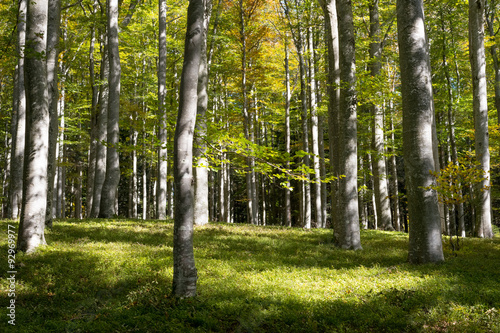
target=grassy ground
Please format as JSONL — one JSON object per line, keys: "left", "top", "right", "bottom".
{"left": 1, "top": 219, "right": 499, "bottom": 332}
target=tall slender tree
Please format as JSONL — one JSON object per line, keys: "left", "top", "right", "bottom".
{"left": 194, "top": 0, "right": 212, "bottom": 226}
{"left": 369, "top": 0, "right": 393, "bottom": 231}
{"left": 397, "top": 0, "right": 444, "bottom": 263}
{"left": 320, "top": 0, "right": 340, "bottom": 234}
{"left": 172, "top": 0, "right": 205, "bottom": 298}
{"left": 99, "top": 0, "right": 121, "bottom": 218}
{"left": 9, "top": 0, "right": 27, "bottom": 220}
{"left": 469, "top": 0, "right": 493, "bottom": 238}
{"left": 157, "top": 0, "right": 168, "bottom": 220}
{"left": 45, "top": 0, "right": 61, "bottom": 228}
{"left": 17, "top": 0, "right": 50, "bottom": 253}
{"left": 336, "top": 0, "right": 361, "bottom": 249}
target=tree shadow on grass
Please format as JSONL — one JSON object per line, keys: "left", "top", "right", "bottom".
{"left": 45, "top": 219, "right": 174, "bottom": 247}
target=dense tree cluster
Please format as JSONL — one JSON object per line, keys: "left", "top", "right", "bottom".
{"left": 0, "top": 0, "right": 498, "bottom": 295}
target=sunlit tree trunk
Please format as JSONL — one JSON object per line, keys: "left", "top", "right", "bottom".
{"left": 91, "top": 32, "right": 108, "bottom": 218}
{"left": 369, "top": 0, "right": 393, "bottom": 231}
{"left": 172, "top": 0, "right": 204, "bottom": 298}
{"left": 99, "top": 0, "right": 121, "bottom": 218}
{"left": 336, "top": 0, "right": 361, "bottom": 249}
{"left": 309, "top": 22, "right": 322, "bottom": 229}
{"left": 397, "top": 0, "right": 444, "bottom": 263}
{"left": 86, "top": 0, "right": 100, "bottom": 217}
{"left": 469, "top": 0, "right": 493, "bottom": 238}
{"left": 194, "top": 0, "right": 212, "bottom": 226}
{"left": 45, "top": 0, "right": 61, "bottom": 228}
{"left": 388, "top": 106, "right": 400, "bottom": 231}
{"left": 486, "top": 0, "right": 500, "bottom": 124}
{"left": 321, "top": 0, "right": 340, "bottom": 234}
{"left": 17, "top": 0, "right": 49, "bottom": 253}
{"left": 157, "top": 0, "right": 168, "bottom": 220}
{"left": 9, "top": 0, "right": 27, "bottom": 220}
{"left": 284, "top": 37, "right": 292, "bottom": 227}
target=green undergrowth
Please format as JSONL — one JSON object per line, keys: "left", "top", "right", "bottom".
{"left": 1, "top": 219, "right": 499, "bottom": 332}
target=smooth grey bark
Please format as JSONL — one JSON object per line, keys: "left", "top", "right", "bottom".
{"left": 86, "top": 0, "right": 99, "bottom": 217}
{"left": 172, "top": 0, "right": 204, "bottom": 298}
{"left": 388, "top": 108, "right": 400, "bottom": 231}
{"left": 45, "top": 0, "right": 61, "bottom": 228}
{"left": 284, "top": 37, "right": 292, "bottom": 227}
{"left": 369, "top": 0, "right": 393, "bottom": 231}
{"left": 194, "top": 0, "right": 212, "bottom": 226}
{"left": 321, "top": 0, "right": 340, "bottom": 234}
{"left": 486, "top": 0, "right": 500, "bottom": 124}
{"left": 469, "top": 0, "right": 493, "bottom": 238}
{"left": 297, "top": 30, "right": 311, "bottom": 230}
{"left": 336, "top": 0, "right": 361, "bottom": 249}
{"left": 309, "top": 23, "right": 322, "bottom": 229}
{"left": 157, "top": 0, "right": 168, "bottom": 220}
{"left": 397, "top": 0, "right": 444, "bottom": 263}
{"left": 91, "top": 33, "right": 108, "bottom": 218}
{"left": 56, "top": 84, "right": 66, "bottom": 218}
{"left": 239, "top": 0, "right": 259, "bottom": 225}
{"left": 128, "top": 120, "right": 138, "bottom": 219}
{"left": 99, "top": 0, "right": 121, "bottom": 218}
{"left": 9, "top": 0, "right": 27, "bottom": 220}
{"left": 17, "top": 0, "right": 49, "bottom": 253}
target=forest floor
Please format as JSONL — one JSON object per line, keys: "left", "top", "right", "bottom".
{"left": 0, "top": 219, "right": 499, "bottom": 332}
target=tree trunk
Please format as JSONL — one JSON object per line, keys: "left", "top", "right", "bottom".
{"left": 397, "top": 0, "right": 444, "bottom": 263}
{"left": 369, "top": 0, "right": 393, "bottom": 231}
{"left": 309, "top": 23, "right": 322, "bottom": 229}
{"left": 45, "top": 0, "right": 61, "bottom": 228}
{"left": 284, "top": 37, "right": 292, "bottom": 227}
{"left": 91, "top": 33, "right": 108, "bottom": 218}
{"left": 99, "top": 0, "right": 121, "bottom": 218}
{"left": 17, "top": 0, "right": 49, "bottom": 253}
{"left": 297, "top": 31, "right": 311, "bottom": 229}
{"left": 486, "top": 0, "right": 500, "bottom": 124}
{"left": 321, "top": 0, "right": 340, "bottom": 235}
{"left": 172, "top": 0, "right": 204, "bottom": 298}
{"left": 194, "top": 0, "right": 212, "bottom": 226}
{"left": 86, "top": 0, "right": 100, "bottom": 217}
{"left": 469, "top": 0, "right": 493, "bottom": 238}
{"left": 336, "top": 0, "right": 361, "bottom": 250}
{"left": 388, "top": 108, "right": 400, "bottom": 231}
{"left": 9, "top": 0, "right": 27, "bottom": 220}
{"left": 157, "top": 0, "right": 168, "bottom": 220}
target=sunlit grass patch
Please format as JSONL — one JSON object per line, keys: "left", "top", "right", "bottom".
{"left": 0, "top": 219, "right": 499, "bottom": 332}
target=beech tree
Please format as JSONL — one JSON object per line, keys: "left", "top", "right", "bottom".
{"left": 17, "top": 0, "right": 50, "bottom": 253}
{"left": 469, "top": 0, "right": 493, "bottom": 238}
{"left": 194, "top": 0, "right": 212, "bottom": 226}
{"left": 336, "top": 0, "right": 361, "bottom": 249}
{"left": 99, "top": 0, "right": 121, "bottom": 218}
{"left": 172, "top": 0, "right": 205, "bottom": 298}
{"left": 397, "top": 0, "right": 444, "bottom": 263}
{"left": 157, "top": 0, "right": 168, "bottom": 220}
{"left": 8, "top": 0, "right": 26, "bottom": 220}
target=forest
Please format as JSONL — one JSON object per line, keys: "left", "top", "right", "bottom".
{"left": 0, "top": 0, "right": 499, "bottom": 330}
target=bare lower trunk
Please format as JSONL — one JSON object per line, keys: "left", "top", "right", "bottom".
{"left": 194, "top": 1, "right": 212, "bottom": 226}
{"left": 397, "top": 0, "right": 444, "bottom": 263}
{"left": 336, "top": 0, "right": 361, "bottom": 250}
{"left": 45, "top": 0, "right": 61, "bottom": 228}
{"left": 91, "top": 36, "right": 108, "bottom": 218}
{"left": 9, "top": 0, "right": 27, "bottom": 220}
{"left": 99, "top": 0, "right": 121, "bottom": 218}
{"left": 18, "top": 0, "right": 49, "bottom": 253}
{"left": 321, "top": 0, "right": 340, "bottom": 235}
{"left": 157, "top": 0, "right": 168, "bottom": 220}
{"left": 469, "top": 0, "right": 493, "bottom": 238}
{"left": 172, "top": 0, "right": 204, "bottom": 298}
